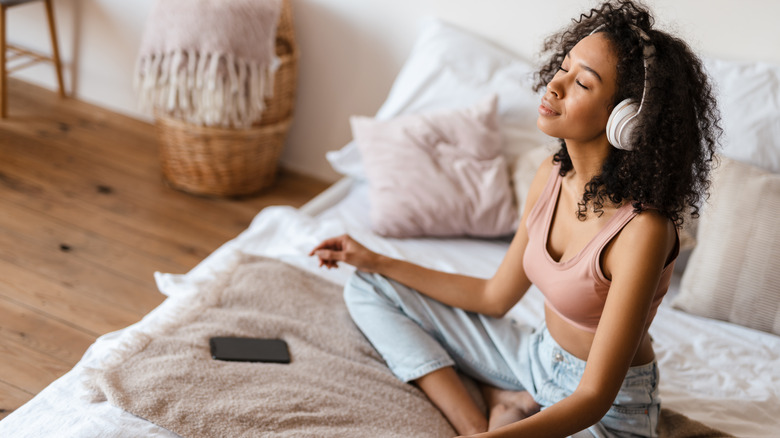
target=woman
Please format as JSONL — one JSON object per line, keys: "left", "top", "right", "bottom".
{"left": 311, "top": 1, "right": 720, "bottom": 436}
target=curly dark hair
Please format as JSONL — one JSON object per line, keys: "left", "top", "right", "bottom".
{"left": 534, "top": 0, "right": 721, "bottom": 226}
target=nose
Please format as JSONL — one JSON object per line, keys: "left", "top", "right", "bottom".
{"left": 547, "top": 76, "right": 563, "bottom": 99}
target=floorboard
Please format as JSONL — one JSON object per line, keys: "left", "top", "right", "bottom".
{"left": 0, "top": 78, "right": 330, "bottom": 417}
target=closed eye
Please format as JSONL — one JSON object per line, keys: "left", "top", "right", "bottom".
{"left": 558, "top": 66, "right": 589, "bottom": 90}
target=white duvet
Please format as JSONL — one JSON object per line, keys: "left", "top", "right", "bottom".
{"left": 1, "top": 181, "right": 779, "bottom": 437}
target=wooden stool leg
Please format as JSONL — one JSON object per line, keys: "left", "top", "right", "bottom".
{"left": 44, "top": 0, "right": 65, "bottom": 98}
{"left": 1, "top": 5, "right": 7, "bottom": 118}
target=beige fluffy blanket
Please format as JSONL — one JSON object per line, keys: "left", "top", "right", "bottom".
{"left": 136, "top": 0, "right": 282, "bottom": 128}
{"left": 86, "top": 256, "right": 732, "bottom": 437}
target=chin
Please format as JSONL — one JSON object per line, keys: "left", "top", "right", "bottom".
{"left": 536, "top": 117, "right": 558, "bottom": 138}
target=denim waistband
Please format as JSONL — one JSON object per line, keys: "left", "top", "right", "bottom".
{"left": 537, "top": 324, "right": 658, "bottom": 382}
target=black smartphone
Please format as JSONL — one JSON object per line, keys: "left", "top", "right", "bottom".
{"left": 209, "top": 337, "right": 291, "bottom": 363}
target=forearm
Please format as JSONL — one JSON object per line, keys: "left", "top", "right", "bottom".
{"left": 478, "top": 390, "right": 607, "bottom": 438}
{"left": 311, "top": 233, "right": 525, "bottom": 316}
{"left": 372, "top": 255, "right": 498, "bottom": 315}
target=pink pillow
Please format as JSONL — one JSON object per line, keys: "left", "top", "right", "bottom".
{"left": 351, "top": 95, "right": 518, "bottom": 238}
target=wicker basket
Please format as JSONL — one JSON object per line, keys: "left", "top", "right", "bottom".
{"left": 261, "top": 0, "right": 297, "bottom": 125}
{"left": 155, "top": 0, "right": 297, "bottom": 197}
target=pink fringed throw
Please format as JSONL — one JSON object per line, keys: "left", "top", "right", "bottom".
{"left": 136, "top": 0, "right": 282, "bottom": 128}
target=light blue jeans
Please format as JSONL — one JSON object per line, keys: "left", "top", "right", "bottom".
{"left": 344, "top": 271, "right": 660, "bottom": 438}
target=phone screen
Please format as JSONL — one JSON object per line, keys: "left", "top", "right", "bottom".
{"left": 209, "top": 337, "right": 291, "bottom": 363}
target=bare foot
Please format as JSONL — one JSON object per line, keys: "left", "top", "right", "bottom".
{"left": 481, "top": 385, "right": 541, "bottom": 431}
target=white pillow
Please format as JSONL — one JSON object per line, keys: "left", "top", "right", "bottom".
{"left": 351, "top": 95, "right": 518, "bottom": 238}
{"left": 509, "top": 144, "right": 557, "bottom": 215}
{"left": 704, "top": 58, "right": 780, "bottom": 173}
{"left": 674, "top": 59, "right": 780, "bottom": 253}
{"left": 672, "top": 156, "right": 780, "bottom": 335}
{"left": 328, "top": 19, "right": 551, "bottom": 180}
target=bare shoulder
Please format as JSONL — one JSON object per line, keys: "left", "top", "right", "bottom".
{"left": 611, "top": 208, "right": 677, "bottom": 269}
{"left": 624, "top": 209, "right": 675, "bottom": 241}
{"left": 533, "top": 154, "right": 557, "bottom": 180}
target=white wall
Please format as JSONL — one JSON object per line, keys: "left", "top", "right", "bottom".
{"left": 8, "top": 0, "right": 780, "bottom": 182}
{"left": 7, "top": 0, "right": 155, "bottom": 117}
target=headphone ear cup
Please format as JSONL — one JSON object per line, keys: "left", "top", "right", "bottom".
{"left": 607, "top": 99, "right": 639, "bottom": 150}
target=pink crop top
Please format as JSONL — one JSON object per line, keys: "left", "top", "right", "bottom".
{"left": 522, "top": 162, "right": 678, "bottom": 333}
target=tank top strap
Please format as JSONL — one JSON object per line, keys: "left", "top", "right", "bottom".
{"left": 587, "top": 203, "right": 639, "bottom": 284}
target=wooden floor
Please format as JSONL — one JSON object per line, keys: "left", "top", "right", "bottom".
{"left": 0, "top": 78, "right": 330, "bottom": 420}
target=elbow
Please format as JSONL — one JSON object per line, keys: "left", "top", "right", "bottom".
{"left": 486, "top": 302, "right": 514, "bottom": 319}
{"left": 483, "top": 307, "right": 508, "bottom": 319}
{"left": 480, "top": 285, "right": 515, "bottom": 319}
{"left": 573, "top": 386, "right": 617, "bottom": 426}
{"left": 480, "top": 276, "right": 529, "bottom": 319}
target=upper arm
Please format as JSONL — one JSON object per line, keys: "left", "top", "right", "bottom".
{"left": 576, "top": 211, "right": 676, "bottom": 407}
{"left": 483, "top": 155, "right": 556, "bottom": 316}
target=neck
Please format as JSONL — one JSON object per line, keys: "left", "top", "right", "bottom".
{"left": 564, "top": 138, "right": 612, "bottom": 189}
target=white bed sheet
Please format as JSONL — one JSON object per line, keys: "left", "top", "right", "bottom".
{"left": 2, "top": 180, "right": 779, "bottom": 437}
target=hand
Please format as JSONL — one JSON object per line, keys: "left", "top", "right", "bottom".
{"left": 309, "top": 234, "right": 382, "bottom": 272}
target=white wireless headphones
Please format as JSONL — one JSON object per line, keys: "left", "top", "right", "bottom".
{"left": 591, "top": 24, "right": 655, "bottom": 151}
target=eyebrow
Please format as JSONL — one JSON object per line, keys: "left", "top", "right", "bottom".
{"left": 565, "top": 52, "right": 603, "bottom": 83}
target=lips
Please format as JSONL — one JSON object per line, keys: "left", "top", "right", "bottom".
{"left": 538, "top": 99, "right": 560, "bottom": 116}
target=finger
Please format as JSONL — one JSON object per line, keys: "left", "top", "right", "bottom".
{"left": 309, "top": 240, "right": 332, "bottom": 255}
{"left": 319, "top": 259, "right": 337, "bottom": 269}
{"left": 309, "top": 236, "right": 345, "bottom": 255}
{"left": 315, "top": 249, "right": 345, "bottom": 262}
{"left": 309, "top": 242, "right": 330, "bottom": 256}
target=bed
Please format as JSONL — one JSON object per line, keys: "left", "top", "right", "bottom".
{"left": 2, "top": 19, "right": 779, "bottom": 438}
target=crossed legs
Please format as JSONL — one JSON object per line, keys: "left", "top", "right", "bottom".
{"left": 343, "top": 271, "right": 541, "bottom": 435}
{"left": 416, "top": 367, "right": 540, "bottom": 435}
